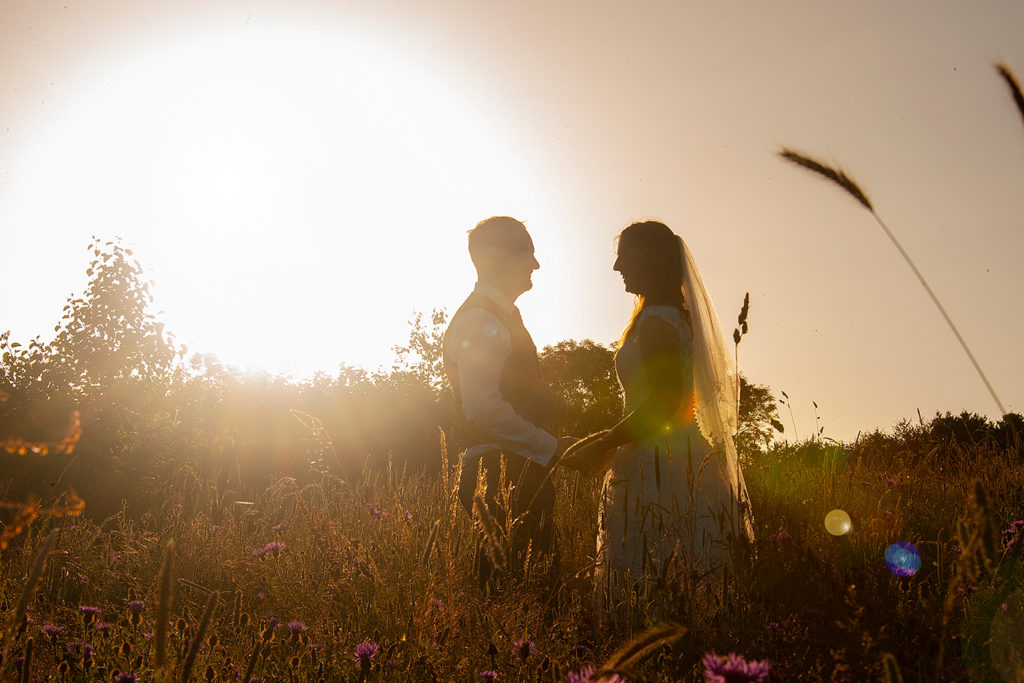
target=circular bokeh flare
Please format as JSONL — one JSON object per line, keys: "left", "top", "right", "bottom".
{"left": 885, "top": 541, "right": 921, "bottom": 577}
{"left": 825, "top": 509, "right": 852, "bottom": 536}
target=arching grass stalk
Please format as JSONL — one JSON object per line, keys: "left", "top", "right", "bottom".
{"left": 778, "top": 148, "right": 1007, "bottom": 417}
{"left": 995, "top": 62, "right": 1024, "bottom": 132}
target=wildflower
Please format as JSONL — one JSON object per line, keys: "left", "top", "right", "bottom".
{"left": 512, "top": 639, "right": 539, "bottom": 661}
{"left": 41, "top": 622, "right": 66, "bottom": 638}
{"left": 571, "top": 644, "right": 591, "bottom": 658}
{"left": 480, "top": 671, "right": 498, "bottom": 681}
{"left": 127, "top": 600, "right": 145, "bottom": 614}
{"left": 768, "top": 529, "right": 791, "bottom": 542}
{"left": 354, "top": 640, "right": 379, "bottom": 670}
{"left": 264, "top": 541, "right": 288, "bottom": 558}
{"left": 94, "top": 622, "right": 115, "bottom": 634}
{"left": 883, "top": 476, "right": 897, "bottom": 486}
{"left": 251, "top": 547, "right": 269, "bottom": 560}
{"left": 1001, "top": 520, "right": 1024, "bottom": 549}
{"left": 79, "top": 605, "right": 101, "bottom": 623}
{"left": 566, "top": 664, "right": 621, "bottom": 683}
{"left": 366, "top": 503, "right": 387, "bottom": 519}
{"left": 702, "top": 652, "right": 771, "bottom": 682}
{"left": 801, "top": 498, "right": 814, "bottom": 505}
{"left": 287, "top": 620, "right": 308, "bottom": 635}
{"left": 404, "top": 510, "right": 414, "bottom": 522}
{"left": 429, "top": 598, "right": 445, "bottom": 613}
{"left": 113, "top": 673, "right": 139, "bottom": 683}
{"left": 273, "top": 523, "right": 285, "bottom": 532}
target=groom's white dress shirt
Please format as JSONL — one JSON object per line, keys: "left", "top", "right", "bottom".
{"left": 444, "top": 282, "right": 558, "bottom": 468}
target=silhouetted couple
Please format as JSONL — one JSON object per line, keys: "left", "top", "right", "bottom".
{"left": 443, "top": 216, "right": 754, "bottom": 620}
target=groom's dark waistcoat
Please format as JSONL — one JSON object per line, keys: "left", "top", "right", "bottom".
{"left": 444, "top": 293, "right": 557, "bottom": 447}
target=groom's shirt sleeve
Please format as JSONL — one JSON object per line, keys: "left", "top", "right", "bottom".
{"left": 448, "top": 307, "right": 558, "bottom": 468}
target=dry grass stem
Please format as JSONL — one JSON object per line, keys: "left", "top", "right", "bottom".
{"left": 779, "top": 149, "right": 873, "bottom": 210}
{"left": 996, "top": 61, "right": 1024, "bottom": 131}
{"left": 0, "top": 528, "right": 58, "bottom": 678}
{"left": 472, "top": 493, "right": 507, "bottom": 570}
{"left": 181, "top": 590, "right": 219, "bottom": 682}
{"left": 779, "top": 147, "right": 1007, "bottom": 417}
{"left": 154, "top": 540, "right": 175, "bottom": 672}
{"left": 595, "top": 621, "right": 687, "bottom": 679}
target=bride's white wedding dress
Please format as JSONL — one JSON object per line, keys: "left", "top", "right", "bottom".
{"left": 594, "top": 305, "right": 746, "bottom": 619}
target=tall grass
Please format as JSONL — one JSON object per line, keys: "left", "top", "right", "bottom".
{"left": 0, "top": 431, "right": 1020, "bottom": 680}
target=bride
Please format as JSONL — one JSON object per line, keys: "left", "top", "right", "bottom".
{"left": 559, "top": 220, "right": 754, "bottom": 620}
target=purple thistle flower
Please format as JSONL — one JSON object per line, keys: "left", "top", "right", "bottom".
{"left": 566, "top": 664, "right": 622, "bottom": 683}
{"left": 273, "top": 523, "right": 285, "bottom": 532}
{"left": 366, "top": 503, "right": 388, "bottom": 519}
{"left": 79, "top": 605, "right": 102, "bottom": 617}
{"left": 266, "top": 617, "right": 280, "bottom": 631}
{"left": 249, "top": 678, "right": 266, "bottom": 683}
{"left": 251, "top": 547, "right": 269, "bottom": 560}
{"left": 429, "top": 598, "right": 445, "bottom": 613}
{"left": 40, "top": 622, "right": 66, "bottom": 638}
{"left": 127, "top": 600, "right": 145, "bottom": 614}
{"left": 354, "top": 640, "right": 379, "bottom": 669}
{"left": 287, "top": 620, "right": 308, "bottom": 634}
{"left": 114, "top": 673, "right": 139, "bottom": 683}
{"left": 480, "top": 671, "right": 498, "bottom": 681}
{"left": 264, "top": 541, "right": 288, "bottom": 558}
{"left": 768, "top": 529, "right": 791, "bottom": 542}
{"left": 571, "top": 644, "right": 592, "bottom": 658}
{"left": 702, "top": 652, "right": 771, "bottom": 682}
{"left": 512, "top": 639, "right": 540, "bottom": 661}
{"left": 94, "top": 621, "right": 115, "bottom": 633}
{"left": 1001, "top": 520, "right": 1024, "bottom": 549}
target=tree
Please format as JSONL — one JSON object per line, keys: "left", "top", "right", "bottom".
{"left": 538, "top": 340, "right": 622, "bottom": 438}
{"left": 736, "top": 374, "right": 781, "bottom": 456}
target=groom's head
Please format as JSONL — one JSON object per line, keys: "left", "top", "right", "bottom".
{"left": 468, "top": 216, "right": 540, "bottom": 299}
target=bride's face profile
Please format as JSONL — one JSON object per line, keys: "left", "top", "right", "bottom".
{"left": 613, "top": 239, "right": 650, "bottom": 296}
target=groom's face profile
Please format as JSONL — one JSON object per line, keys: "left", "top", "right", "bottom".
{"left": 469, "top": 218, "right": 540, "bottom": 300}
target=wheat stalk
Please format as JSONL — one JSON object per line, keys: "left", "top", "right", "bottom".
{"left": 181, "top": 590, "right": 219, "bottom": 682}
{"left": 779, "top": 148, "right": 1007, "bottom": 417}
{"left": 472, "top": 493, "right": 507, "bottom": 571}
{"left": 594, "top": 622, "right": 686, "bottom": 680}
{"left": 0, "top": 528, "right": 58, "bottom": 679}
{"left": 995, "top": 61, "right": 1024, "bottom": 132}
{"left": 153, "top": 540, "right": 175, "bottom": 674}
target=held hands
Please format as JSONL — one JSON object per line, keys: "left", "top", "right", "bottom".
{"left": 557, "top": 430, "right": 616, "bottom": 478}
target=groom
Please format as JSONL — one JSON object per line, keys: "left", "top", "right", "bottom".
{"left": 443, "top": 216, "right": 569, "bottom": 588}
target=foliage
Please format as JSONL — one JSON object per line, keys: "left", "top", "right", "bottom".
{"left": 539, "top": 339, "right": 622, "bottom": 438}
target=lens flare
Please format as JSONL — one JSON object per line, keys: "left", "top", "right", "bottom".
{"left": 824, "top": 509, "right": 852, "bottom": 536}
{"left": 885, "top": 541, "right": 921, "bottom": 577}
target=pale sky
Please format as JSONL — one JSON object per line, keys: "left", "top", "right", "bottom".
{"left": 2, "top": 1, "right": 1022, "bottom": 442}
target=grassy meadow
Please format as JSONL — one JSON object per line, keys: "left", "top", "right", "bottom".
{"left": 1, "top": 407, "right": 1022, "bottom": 681}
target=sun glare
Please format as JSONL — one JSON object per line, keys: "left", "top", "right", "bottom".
{"left": 3, "top": 21, "right": 547, "bottom": 376}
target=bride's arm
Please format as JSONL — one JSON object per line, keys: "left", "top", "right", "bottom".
{"left": 560, "top": 316, "right": 688, "bottom": 472}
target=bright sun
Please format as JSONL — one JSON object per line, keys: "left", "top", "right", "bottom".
{"left": 3, "top": 21, "right": 550, "bottom": 376}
